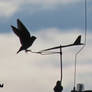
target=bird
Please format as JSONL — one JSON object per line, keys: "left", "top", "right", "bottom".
{"left": 11, "top": 19, "right": 36, "bottom": 54}
{"left": 0, "top": 83, "right": 4, "bottom": 88}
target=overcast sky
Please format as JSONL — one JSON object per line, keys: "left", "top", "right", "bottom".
{"left": 0, "top": 0, "right": 92, "bottom": 92}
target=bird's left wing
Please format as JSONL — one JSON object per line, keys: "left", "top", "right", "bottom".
{"left": 17, "top": 19, "right": 31, "bottom": 38}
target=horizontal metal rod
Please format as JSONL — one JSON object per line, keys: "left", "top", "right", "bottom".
{"left": 39, "top": 44, "right": 83, "bottom": 52}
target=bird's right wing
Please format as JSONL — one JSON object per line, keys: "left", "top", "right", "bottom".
{"left": 17, "top": 19, "right": 32, "bottom": 45}
{"left": 11, "top": 25, "right": 21, "bottom": 37}
{"left": 11, "top": 25, "right": 27, "bottom": 45}
{"left": 11, "top": 19, "right": 32, "bottom": 46}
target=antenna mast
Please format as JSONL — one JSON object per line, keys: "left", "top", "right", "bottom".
{"left": 73, "top": 0, "right": 87, "bottom": 90}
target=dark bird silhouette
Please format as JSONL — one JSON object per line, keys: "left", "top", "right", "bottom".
{"left": 0, "top": 83, "right": 4, "bottom": 88}
{"left": 11, "top": 19, "right": 36, "bottom": 53}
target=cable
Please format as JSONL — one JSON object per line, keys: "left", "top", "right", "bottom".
{"left": 29, "top": 50, "right": 60, "bottom": 55}
{"left": 73, "top": 0, "right": 87, "bottom": 89}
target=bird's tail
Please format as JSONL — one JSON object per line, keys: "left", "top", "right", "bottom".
{"left": 17, "top": 47, "right": 23, "bottom": 54}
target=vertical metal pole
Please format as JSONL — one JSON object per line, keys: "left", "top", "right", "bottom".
{"left": 60, "top": 45, "right": 62, "bottom": 83}
{"left": 74, "top": 54, "right": 77, "bottom": 90}
{"left": 73, "top": 0, "right": 87, "bottom": 90}
{"left": 85, "top": 0, "right": 87, "bottom": 45}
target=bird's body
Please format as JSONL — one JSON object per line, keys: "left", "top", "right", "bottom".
{"left": 11, "top": 19, "right": 36, "bottom": 53}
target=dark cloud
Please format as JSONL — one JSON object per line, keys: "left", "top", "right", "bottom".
{"left": 0, "top": 1, "right": 92, "bottom": 33}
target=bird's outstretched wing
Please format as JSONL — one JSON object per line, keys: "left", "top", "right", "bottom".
{"left": 11, "top": 25, "right": 25, "bottom": 45}
{"left": 11, "top": 25, "right": 21, "bottom": 37}
{"left": 11, "top": 19, "right": 31, "bottom": 45}
{"left": 17, "top": 19, "right": 31, "bottom": 45}
{"left": 17, "top": 19, "right": 31, "bottom": 38}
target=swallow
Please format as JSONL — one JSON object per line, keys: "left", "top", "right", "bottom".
{"left": 11, "top": 19, "right": 36, "bottom": 53}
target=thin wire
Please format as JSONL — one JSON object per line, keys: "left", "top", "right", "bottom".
{"left": 30, "top": 50, "right": 60, "bottom": 55}
{"left": 74, "top": 0, "right": 87, "bottom": 89}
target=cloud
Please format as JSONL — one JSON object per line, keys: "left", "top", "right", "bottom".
{"left": 0, "top": 28, "right": 92, "bottom": 92}
{"left": 0, "top": 1, "right": 19, "bottom": 17}
{"left": 25, "top": 0, "right": 80, "bottom": 7}
{"left": 0, "top": 0, "right": 80, "bottom": 17}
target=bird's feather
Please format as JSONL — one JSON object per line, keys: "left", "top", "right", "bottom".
{"left": 11, "top": 19, "right": 36, "bottom": 53}
{"left": 17, "top": 19, "right": 31, "bottom": 37}
{"left": 11, "top": 25, "right": 21, "bottom": 37}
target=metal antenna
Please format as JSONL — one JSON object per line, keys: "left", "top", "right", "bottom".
{"left": 30, "top": 34, "right": 83, "bottom": 88}
{"left": 74, "top": 0, "right": 87, "bottom": 89}
{"left": 60, "top": 45, "right": 62, "bottom": 83}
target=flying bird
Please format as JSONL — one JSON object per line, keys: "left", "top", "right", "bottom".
{"left": 11, "top": 19, "right": 36, "bottom": 53}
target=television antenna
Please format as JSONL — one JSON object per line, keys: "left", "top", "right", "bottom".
{"left": 30, "top": 0, "right": 87, "bottom": 90}
{"left": 73, "top": 0, "right": 87, "bottom": 91}
{"left": 31, "top": 35, "right": 84, "bottom": 85}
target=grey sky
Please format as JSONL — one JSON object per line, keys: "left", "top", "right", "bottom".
{"left": 0, "top": 0, "right": 92, "bottom": 33}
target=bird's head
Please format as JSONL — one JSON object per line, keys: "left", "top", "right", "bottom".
{"left": 31, "top": 36, "right": 37, "bottom": 41}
